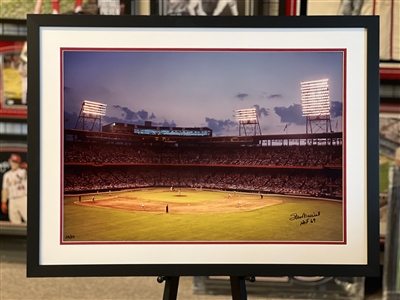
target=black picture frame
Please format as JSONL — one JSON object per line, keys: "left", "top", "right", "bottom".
{"left": 27, "top": 15, "right": 380, "bottom": 278}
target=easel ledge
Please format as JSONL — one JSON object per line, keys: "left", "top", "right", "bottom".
{"left": 158, "top": 276, "right": 255, "bottom": 300}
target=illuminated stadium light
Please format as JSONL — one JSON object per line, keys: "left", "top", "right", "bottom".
{"left": 301, "top": 79, "right": 330, "bottom": 116}
{"left": 235, "top": 108, "right": 261, "bottom": 136}
{"left": 82, "top": 100, "right": 107, "bottom": 116}
{"left": 75, "top": 100, "right": 107, "bottom": 131}
{"left": 235, "top": 108, "right": 258, "bottom": 123}
{"left": 301, "top": 79, "right": 334, "bottom": 135}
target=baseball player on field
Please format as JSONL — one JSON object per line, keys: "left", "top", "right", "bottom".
{"left": 1, "top": 154, "right": 28, "bottom": 223}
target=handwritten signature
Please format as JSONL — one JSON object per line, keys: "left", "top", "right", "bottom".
{"left": 289, "top": 211, "right": 321, "bottom": 226}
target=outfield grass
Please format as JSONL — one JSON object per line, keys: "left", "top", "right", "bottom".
{"left": 63, "top": 189, "right": 343, "bottom": 243}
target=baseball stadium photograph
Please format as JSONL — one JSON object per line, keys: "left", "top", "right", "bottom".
{"left": 62, "top": 49, "right": 344, "bottom": 244}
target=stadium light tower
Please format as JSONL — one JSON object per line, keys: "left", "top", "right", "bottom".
{"left": 301, "top": 79, "right": 332, "bottom": 134}
{"left": 235, "top": 108, "right": 262, "bottom": 136}
{"left": 75, "top": 100, "right": 107, "bottom": 131}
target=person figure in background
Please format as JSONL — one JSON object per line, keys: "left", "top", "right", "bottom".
{"left": 51, "top": 0, "right": 83, "bottom": 14}
{"left": 167, "top": 0, "right": 188, "bottom": 15}
{"left": 337, "top": 0, "right": 364, "bottom": 15}
{"left": 187, "top": 0, "right": 207, "bottom": 16}
{"left": 1, "top": 154, "right": 28, "bottom": 224}
{"left": 212, "top": 0, "right": 238, "bottom": 16}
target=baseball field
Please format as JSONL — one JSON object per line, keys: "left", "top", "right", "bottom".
{"left": 63, "top": 188, "right": 343, "bottom": 243}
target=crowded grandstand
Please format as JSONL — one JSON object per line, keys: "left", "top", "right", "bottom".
{"left": 64, "top": 123, "right": 343, "bottom": 200}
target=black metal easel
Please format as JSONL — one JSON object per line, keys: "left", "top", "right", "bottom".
{"left": 158, "top": 276, "right": 255, "bottom": 300}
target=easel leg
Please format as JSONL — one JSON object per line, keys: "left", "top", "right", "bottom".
{"left": 158, "top": 276, "right": 180, "bottom": 300}
{"left": 230, "top": 276, "right": 247, "bottom": 300}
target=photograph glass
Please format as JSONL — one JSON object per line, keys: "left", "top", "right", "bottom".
{"left": 0, "top": 40, "right": 27, "bottom": 108}
{"left": 27, "top": 16, "right": 380, "bottom": 277}
{"left": 62, "top": 49, "right": 345, "bottom": 244}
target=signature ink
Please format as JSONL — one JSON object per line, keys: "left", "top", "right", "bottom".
{"left": 289, "top": 212, "right": 321, "bottom": 225}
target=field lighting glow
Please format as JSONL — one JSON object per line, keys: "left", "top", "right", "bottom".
{"left": 235, "top": 108, "right": 258, "bottom": 122}
{"left": 301, "top": 79, "right": 330, "bottom": 116}
{"left": 82, "top": 100, "right": 107, "bottom": 116}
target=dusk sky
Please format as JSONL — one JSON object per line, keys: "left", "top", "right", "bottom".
{"left": 63, "top": 50, "right": 343, "bottom": 136}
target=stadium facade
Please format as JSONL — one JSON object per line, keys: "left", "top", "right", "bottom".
{"left": 102, "top": 121, "right": 212, "bottom": 137}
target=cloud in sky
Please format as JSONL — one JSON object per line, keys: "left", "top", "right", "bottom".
{"left": 235, "top": 93, "right": 249, "bottom": 101}
{"left": 274, "top": 104, "right": 306, "bottom": 126}
{"left": 152, "top": 120, "right": 177, "bottom": 127}
{"left": 102, "top": 115, "right": 130, "bottom": 125}
{"left": 258, "top": 92, "right": 283, "bottom": 99}
{"left": 268, "top": 94, "right": 282, "bottom": 99}
{"left": 205, "top": 117, "right": 236, "bottom": 135}
{"left": 330, "top": 101, "right": 342, "bottom": 118}
{"left": 113, "top": 105, "right": 156, "bottom": 122}
{"left": 253, "top": 104, "right": 269, "bottom": 117}
{"left": 138, "top": 109, "right": 156, "bottom": 120}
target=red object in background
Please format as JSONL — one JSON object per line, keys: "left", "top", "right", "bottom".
{"left": 380, "top": 103, "right": 400, "bottom": 114}
{"left": 10, "top": 153, "right": 22, "bottom": 164}
{"left": 285, "top": 0, "right": 298, "bottom": 16}
{"left": 380, "top": 66, "right": 400, "bottom": 80}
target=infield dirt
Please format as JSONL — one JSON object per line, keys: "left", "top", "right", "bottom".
{"left": 76, "top": 196, "right": 283, "bottom": 214}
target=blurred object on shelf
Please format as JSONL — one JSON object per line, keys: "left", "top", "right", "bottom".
{"left": 379, "top": 112, "right": 400, "bottom": 244}
{"left": 194, "top": 276, "right": 365, "bottom": 299}
{"left": 383, "top": 160, "right": 400, "bottom": 300}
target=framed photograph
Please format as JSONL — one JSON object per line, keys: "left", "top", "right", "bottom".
{"left": 0, "top": 34, "right": 27, "bottom": 119}
{"left": 0, "top": 143, "right": 28, "bottom": 224}
{"left": 150, "top": 0, "right": 291, "bottom": 16}
{"left": 27, "top": 15, "right": 380, "bottom": 277}
{"left": 0, "top": 0, "right": 131, "bottom": 19}
{"left": 304, "top": 0, "right": 400, "bottom": 80}
{"left": 151, "top": 0, "right": 253, "bottom": 16}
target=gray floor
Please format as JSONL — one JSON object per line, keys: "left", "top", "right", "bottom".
{"left": 0, "top": 234, "right": 383, "bottom": 300}
{"left": 0, "top": 262, "right": 233, "bottom": 300}
{"left": 0, "top": 235, "right": 261, "bottom": 300}
{"left": 2, "top": 260, "right": 383, "bottom": 300}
